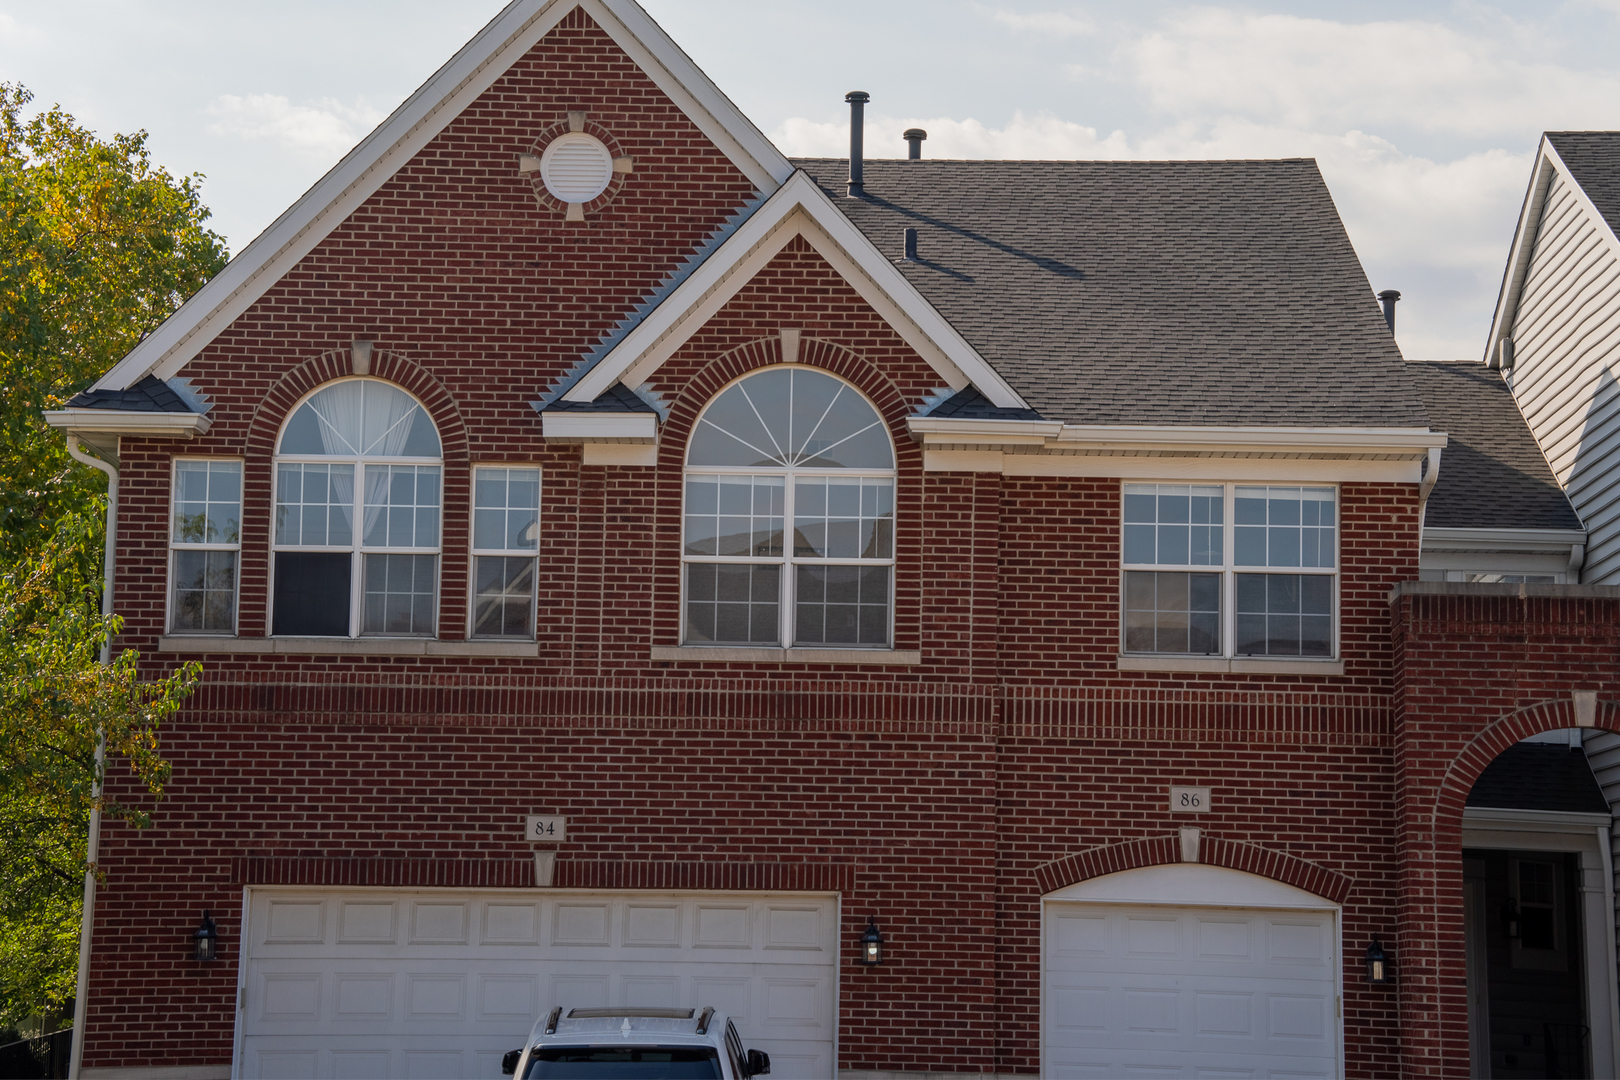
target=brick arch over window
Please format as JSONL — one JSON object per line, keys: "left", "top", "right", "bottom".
{"left": 245, "top": 349, "right": 470, "bottom": 464}
{"left": 1035, "top": 833, "right": 1354, "bottom": 905}
{"left": 656, "top": 334, "right": 920, "bottom": 470}
{"left": 1433, "top": 695, "right": 1620, "bottom": 828}
{"left": 232, "top": 349, "right": 470, "bottom": 637}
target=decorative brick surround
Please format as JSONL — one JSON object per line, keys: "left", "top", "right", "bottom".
{"left": 1034, "top": 834, "right": 1355, "bottom": 904}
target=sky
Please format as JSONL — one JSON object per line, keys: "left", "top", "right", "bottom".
{"left": 3, "top": 1, "right": 1620, "bottom": 362}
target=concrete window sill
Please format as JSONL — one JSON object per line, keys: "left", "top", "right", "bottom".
{"left": 1116, "top": 654, "right": 1344, "bottom": 676}
{"left": 649, "top": 646, "right": 922, "bottom": 666}
{"left": 156, "top": 636, "right": 539, "bottom": 657}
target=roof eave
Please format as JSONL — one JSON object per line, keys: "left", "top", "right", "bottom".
{"left": 44, "top": 409, "right": 212, "bottom": 438}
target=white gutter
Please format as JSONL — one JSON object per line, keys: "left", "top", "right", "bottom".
{"left": 43, "top": 409, "right": 210, "bottom": 438}
{"left": 64, "top": 434, "right": 117, "bottom": 1080}
{"left": 908, "top": 417, "right": 1448, "bottom": 456}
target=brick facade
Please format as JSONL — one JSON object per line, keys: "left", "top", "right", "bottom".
{"left": 70, "top": 8, "right": 1620, "bottom": 1078}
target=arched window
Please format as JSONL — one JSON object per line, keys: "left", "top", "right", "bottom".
{"left": 683, "top": 367, "right": 895, "bottom": 648}
{"left": 273, "top": 378, "right": 442, "bottom": 637}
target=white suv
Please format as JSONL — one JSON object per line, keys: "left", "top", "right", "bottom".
{"left": 500, "top": 1006, "right": 772, "bottom": 1079}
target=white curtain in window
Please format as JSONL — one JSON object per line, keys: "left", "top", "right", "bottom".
{"left": 362, "top": 464, "right": 391, "bottom": 544}
{"left": 364, "top": 383, "right": 421, "bottom": 457}
{"left": 309, "top": 381, "right": 364, "bottom": 456}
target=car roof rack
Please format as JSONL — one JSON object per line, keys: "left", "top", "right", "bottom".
{"left": 566, "top": 1007, "right": 696, "bottom": 1020}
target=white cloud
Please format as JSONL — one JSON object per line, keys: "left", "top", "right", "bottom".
{"left": 990, "top": 9, "right": 1095, "bottom": 37}
{"left": 206, "top": 94, "right": 386, "bottom": 158}
{"left": 773, "top": 111, "right": 1133, "bottom": 160}
{"left": 1124, "top": 8, "right": 1620, "bottom": 136}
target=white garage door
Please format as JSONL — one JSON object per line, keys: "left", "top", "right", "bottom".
{"left": 236, "top": 889, "right": 837, "bottom": 1079}
{"left": 1045, "top": 903, "right": 1339, "bottom": 1079}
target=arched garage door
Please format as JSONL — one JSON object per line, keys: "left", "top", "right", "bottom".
{"left": 1043, "top": 864, "right": 1341, "bottom": 1079}
{"left": 234, "top": 888, "right": 838, "bottom": 1079}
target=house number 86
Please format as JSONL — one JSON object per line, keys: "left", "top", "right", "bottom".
{"left": 1168, "top": 786, "right": 1211, "bottom": 814}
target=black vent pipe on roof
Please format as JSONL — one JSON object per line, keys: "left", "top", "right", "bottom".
{"left": 904, "top": 128, "right": 927, "bottom": 159}
{"left": 904, "top": 227, "right": 918, "bottom": 261}
{"left": 1378, "top": 289, "right": 1401, "bottom": 333}
{"left": 846, "top": 91, "right": 869, "bottom": 197}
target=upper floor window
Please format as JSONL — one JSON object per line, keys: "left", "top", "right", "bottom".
{"left": 168, "top": 458, "right": 242, "bottom": 634}
{"left": 272, "top": 378, "right": 442, "bottom": 637}
{"left": 471, "top": 466, "right": 540, "bottom": 638}
{"left": 1122, "top": 483, "right": 1337, "bottom": 659}
{"left": 683, "top": 367, "right": 895, "bottom": 648}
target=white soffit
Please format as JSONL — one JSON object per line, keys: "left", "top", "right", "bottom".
{"left": 563, "top": 170, "right": 1028, "bottom": 410}
{"left": 91, "top": 0, "right": 792, "bottom": 393}
{"left": 1486, "top": 136, "right": 1620, "bottom": 365}
{"left": 1045, "top": 863, "right": 1335, "bottom": 910}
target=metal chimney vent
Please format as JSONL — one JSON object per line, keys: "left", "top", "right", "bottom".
{"left": 1377, "top": 289, "right": 1401, "bottom": 332}
{"left": 904, "top": 128, "right": 927, "bottom": 160}
{"left": 845, "top": 91, "right": 869, "bottom": 197}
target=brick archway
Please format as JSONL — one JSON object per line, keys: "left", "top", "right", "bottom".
{"left": 244, "top": 349, "right": 469, "bottom": 463}
{"left": 1433, "top": 694, "right": 1619, "bottom": 828}
{"left": 1035, "top": 832, "right": 1353, "bottom": 905}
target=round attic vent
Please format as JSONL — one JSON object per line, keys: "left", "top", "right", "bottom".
{"left": 540, "top": 133, "right": 613, "bottom": 204}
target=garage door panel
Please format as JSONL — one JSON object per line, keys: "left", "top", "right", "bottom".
{"left": 1046, "top": 903, "right": 1337, "bottom": 1079}
{"left": 242, "top": 891, "right": 836, "bottom": 1078}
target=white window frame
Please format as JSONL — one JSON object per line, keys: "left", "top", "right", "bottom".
{"left": 680, "top": 367, "right": 897, "bottom": 650}
{"left": 269, "top": 377, "right": 443, "bottom": 639}
{"left": 166, "top": 456, "right": 244, "bottom": 636}
{"left": 1120, "top": 481, "right": 1341, "bottom": 660}
{"left": 468, "top": 463, "right": 542, "bottom": 640}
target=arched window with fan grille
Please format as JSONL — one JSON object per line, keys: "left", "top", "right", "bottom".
{"left": 272, "top": 378, "right": 442, "bottom": 638}
{"left": 682, "top": 367, "right": 895, "bottom": 648}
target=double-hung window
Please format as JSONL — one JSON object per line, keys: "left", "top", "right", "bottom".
{"left": 1123, "top": 483, "right": 1337, "bottom": 658}
{"left": 471, "top": 466, "right": 540, "bottom": 638}
{"left": 682, "top": 367, "right": 895, "bottom": 648}
{"left": 272, "top": 378, "right": 443, "bottom": 637}
{"left": 169, "top": 459, "right": 242, "bottom": 634}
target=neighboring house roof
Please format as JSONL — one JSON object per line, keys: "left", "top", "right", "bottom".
{"left": 1466, "top": 742, "right": 1610, "bottom": 814}
{"left": 1485, "top": 131, "right": 1620, "bottom": 365}
{"left": 1546, "top": 132, "right": 1620, "bottom": 238}
{"left": 791, "top": 158, "right": 1427, "bottom": 429}
{"left": 66, "top": 375, "right": 197, "bottom": 414}
{"left": 83, "top": 0, "right": 791, "bottom": 398}
{"left": 1409, "top": 361, "right": 1582, "bottom": 531}
{"left": 922, "top": 388, "right": 1044, "bottom": 421}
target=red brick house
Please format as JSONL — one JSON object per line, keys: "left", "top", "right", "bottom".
{"left": 44, "top": 2, "right": 1620, "bottom": 1077}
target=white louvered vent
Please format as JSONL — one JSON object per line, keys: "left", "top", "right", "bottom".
{"left": 540, "top": 133, "right": 613, "bottom": 204}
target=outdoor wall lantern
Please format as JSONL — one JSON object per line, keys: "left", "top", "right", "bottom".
{"left": 1501, "top": 897, "right": 1521, "bottom": 940}
{"left": 858, "top": 917, "right": 885, "bottom": 966}
{"left": 193, "top": 910, "right": 219, "bottom": 962}
{"left": 1364, "top": 938, "right": 1391, "bottom": 984}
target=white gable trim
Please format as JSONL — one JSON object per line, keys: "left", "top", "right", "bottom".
{"left": 92, "top": 0, "right": 791, "bottom": 393}
{"left": 563, "top": 170, "right": 1029, "bottom": 409}
{"left": 1487, "top": 137, "right": 1620, "bottom": 366}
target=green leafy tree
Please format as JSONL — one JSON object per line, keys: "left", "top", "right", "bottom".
{"left": 0, "top": 85, "right": 224, "bottom": 1028}
{"left": 0, "top": 82, "right": 229, "bottom": 565}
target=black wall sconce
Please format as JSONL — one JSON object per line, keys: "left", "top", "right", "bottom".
{"left": 1365, "top": 937, "right": 1391, "bottom": 984}
{"left": 193, "top": 910, "right": 219, "bottom": 962}
{"left": 858, "top": 917, "right": 884, "bottom": 966}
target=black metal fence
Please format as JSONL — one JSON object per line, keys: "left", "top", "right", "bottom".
{"left": 0, "top": 1029, "right": 71, "bottom": 1080}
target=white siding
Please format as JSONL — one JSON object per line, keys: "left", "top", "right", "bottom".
{"left": 1585, "top": 730, "right": 1620, "bottom": 982}
{"left": 1509, "top": 169, "right": 1620, "bottom": 579}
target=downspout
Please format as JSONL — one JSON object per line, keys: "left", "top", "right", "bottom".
{"left": 1599, "top": 824, "right": 1620, "bottom": 1077}
{"left": 64, "top": 433, "right": 116, "bottom": 1080}
{"left": 1418, "top": 445, "right": 1442, "bottom": 549}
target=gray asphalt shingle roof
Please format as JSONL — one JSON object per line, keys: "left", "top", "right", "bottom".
{"left": 1547, "top": 132, "right": 1620, "bottom": 238}
{"left": 1466, "top": 742, "right": 1610, "bottom": 814}
{"left": 66, "top": 374, "right": 195, "bottom": 413}
{"left": 793, "top": 157, "right": 1428, "bottom": 429}
{"left": 1409, "top": 361, "right": 1582, "bottom": 531}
